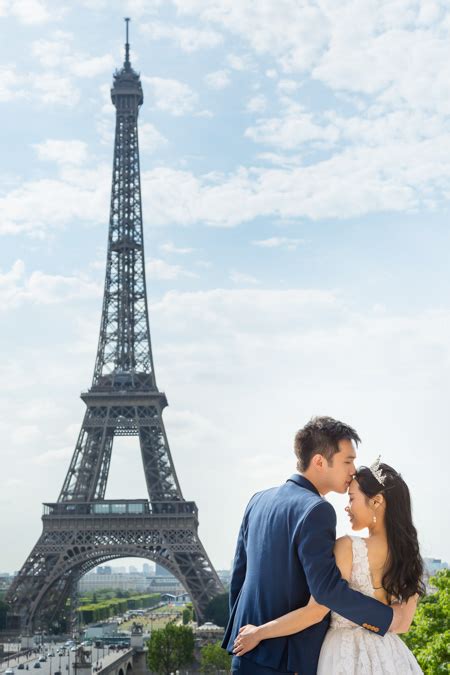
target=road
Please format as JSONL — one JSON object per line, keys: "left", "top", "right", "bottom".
{"left": 0, "top": 645, "right": 131, "bottom": 675}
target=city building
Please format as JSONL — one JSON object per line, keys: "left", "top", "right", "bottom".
{"left": 217, "top": 569, "right": 231, "bottom": 588}
{"left": 147, "top": 576, "right": 185, "bottom": 595}
{"left": 96, "top": 566, "right": 113, "bottom": 575}
{"left": 0, "top": 573, "right": 12, "bottom": 591}
{"left": 78, "top": 571, "right": 151, "bottom": 593}
{"left": 424, "top": 557, "right": 448, "bottom": 575}
{"left": 155, "top": 564, "right": 173, "bottom": 577}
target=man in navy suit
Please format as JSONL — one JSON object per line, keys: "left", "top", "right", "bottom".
{"left": 222, "top": 416, "right": 402, "bottom": 674}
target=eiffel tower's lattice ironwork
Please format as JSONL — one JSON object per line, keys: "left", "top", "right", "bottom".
{"left": 7, "top": 20, "right": 223, "bottom": 633}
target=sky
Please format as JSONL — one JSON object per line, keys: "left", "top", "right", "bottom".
{"left": 1, "top": 0, "right": 450, "bottom": 577}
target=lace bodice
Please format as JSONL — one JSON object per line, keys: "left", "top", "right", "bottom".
{"left": 330, "top": 536, "right": 375, "bottom": 630}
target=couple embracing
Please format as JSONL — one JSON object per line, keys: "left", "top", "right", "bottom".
{"left": 222, "top": 416, "right": 424, "bottom": 674}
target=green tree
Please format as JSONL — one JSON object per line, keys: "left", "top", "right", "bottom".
{"left": 200, "top": 641, "right": 232, "bottom": 672}
{"left": 147, "top": 623, "right": 194, "bottom": 675}
{"left": 402, "top": 569, "right": 450, "bottom": 674}
{"left": 0, "top": 600, "right": 9, "bottom": 630}
{"left": 203, "top": 592, "right": 229, "bottom": 628}
{"left": 182, "top": 607, "right": 192, "bottom": 625}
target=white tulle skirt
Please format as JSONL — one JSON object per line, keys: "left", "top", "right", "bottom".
{"left": 317, "top": 627, "right": 423, "bottom": 675}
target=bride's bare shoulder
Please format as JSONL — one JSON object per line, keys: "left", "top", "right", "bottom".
{"left": 335, "top": 534, "right": 353, "bottom": 551}
{"left": 333, "top": 535, "right": 353, "bottom": 580}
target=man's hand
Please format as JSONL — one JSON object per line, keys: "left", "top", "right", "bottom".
{"left": 233, "top": 624, "right": 261, "bottom": 656}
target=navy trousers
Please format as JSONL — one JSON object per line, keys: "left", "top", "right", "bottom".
{"left": 231, "top": 655, "right": 294, "bottom": 674}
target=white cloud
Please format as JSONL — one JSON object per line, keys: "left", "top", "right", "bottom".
{"left": 146, "top": 258, "right": 197, "bottom": 281}
{"left": 34, "top": 139, "right": 88, "bottom": 165}
{"left": 310, "top": 8, "right": 450, "bottom": 118}
{"left": 226, "top": 53, "right": 254, "bottom": 71}
{"left": 31, "top": 72, "right": 80, "bottom": 106}
{"left": 11, "top": 425, "right": 40, "bottom": 445}
{"left": 0, "top": 66, "right": 26, "bottom": 101}
{"left": 32, "top": 32, "right": 113, "bottom": 78}
{"left": 143, "top": 76, "right": 198, "bottom": 116}
{"left": 32, "top": 447, "right": 73, "bottom": 465}
{"left": 5, "top": 119, "right": 450, "bottom": 239}
{"left": 0, "top": 163, "right": 110, "bottom": 236}
{"left": 138, "top": 135, "right": 445, "bottom": 226}
{"left": 70, "top": 54, "right": 115, "bottom": 78}
{"left": 265, "top": 68, "right": 278, "bottom": 79}
{"left": 141, "top": 20, "right": 223, "bottom": 52}
{"left": 0, "top": 260, "right": 102, "bottom": 309}
{"left": 139, "top": 123, "right": 168, "bottom": 153}
{"left": 277, "top": 79, "right": 300, "bottom": 94}
{"left": 173, "top": 0, "right": 328, "bottom": 72}
{"left": 9, "top": 0, "right": 52, "bottom": 24}
{"left": 171, "top": 0, "right": 450, "bottom": 126}
{"left": 204, "top": 69, "right": 231, "bottom": 90}
{"left": 252, "top": 237, "right": 304, "bottom": 250}
{"left": 160, "top": 241, "right": 194, "bottom": 255}
{"left": 164, "top": 409, "right": 219, "bottom": 450}
{"left": 245, "top": 105, "right": 339, "bottom": 149}
{"left": 29, "top": 32, "right": 113, "bottom": 110}
{"left": 246, "top": 94, "right": 267, "bottom": 113}
{"left": 229, "top": 269, "right": 259, "bottom": 285}
{"left": 32, "top": 31, "right": 72, "bottom": 68}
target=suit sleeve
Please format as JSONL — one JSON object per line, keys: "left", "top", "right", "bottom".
{"left": 229, "top": 520, "right": 247, "bottom": 611}
{"left": 298, "top": 501, "right": 393, "bottom": 636}
{"left": 229, "top": 497, "right": 254, "bottom": 611}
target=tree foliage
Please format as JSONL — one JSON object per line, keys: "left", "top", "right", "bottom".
{"left": 0, "top": 600, "right": 9, "bottom": 630}
{"left": 203, "top": 592, "right": 229, "bottom": 628}
{"left": 402, "top": 569, "right": 449, "bottom": 674}
{"left": 147, "top": 623, "right": 194, "bottom": 675}
{"left": 200, "top": 641, "right": 232, "bottom": 672}
{"left": 77, "top": 592, "right": 160, "bottom": 624}
{"left": 182, "top": 607, "right": 192, "bottom": 625}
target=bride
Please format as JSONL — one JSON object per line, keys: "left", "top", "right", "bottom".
{"left": 233, "top": 461, "right": 425, "bottom": 674}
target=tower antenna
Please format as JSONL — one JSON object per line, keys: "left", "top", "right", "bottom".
{"left": 124, "top": 17, "right": 130, "bottom": 67}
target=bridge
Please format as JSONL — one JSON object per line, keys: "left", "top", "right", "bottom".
{"left": 95, "top": 648, "right": 135, "bottom": 675}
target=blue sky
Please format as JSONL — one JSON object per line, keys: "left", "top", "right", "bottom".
{"left": 1, "top": 0, "right": 450, "bottom": 574}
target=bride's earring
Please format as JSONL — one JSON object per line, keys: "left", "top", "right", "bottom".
{"left": 373, "top": 515, "right": 377, "bottom": 523}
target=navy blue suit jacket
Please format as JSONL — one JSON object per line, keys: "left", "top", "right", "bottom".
{"left": 222, "top": 474, "right": 393, "bottom": 674}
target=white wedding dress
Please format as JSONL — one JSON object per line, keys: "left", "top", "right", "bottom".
{"left": 317, "top": 536, "right": 423, "bottom": 674}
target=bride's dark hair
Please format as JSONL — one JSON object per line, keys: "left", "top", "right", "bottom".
{"left": 354, "top": 463, "right": 425, "bottom": 602}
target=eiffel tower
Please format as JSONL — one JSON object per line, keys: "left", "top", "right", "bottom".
{"left": 7, "top": 20, "right": 223, "bottom": 633}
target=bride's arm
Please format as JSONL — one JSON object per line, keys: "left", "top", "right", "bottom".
{"left": 233, "top": 598, "right": 329, "bottom": 655}
{"left": 388, "top": 595, "right": 419, "bottom": 633}
{"left": 233, "top": 536, "right": 352, "bottom": 656}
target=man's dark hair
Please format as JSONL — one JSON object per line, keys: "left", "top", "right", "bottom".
{"left": 294, "top": 416, "right": 360, "bottom": 472}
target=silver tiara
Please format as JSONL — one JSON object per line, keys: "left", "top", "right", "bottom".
{"left": 369, "top": 455, "right": 386, "bottom": 486}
